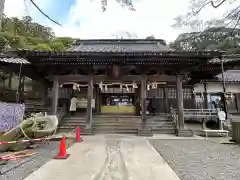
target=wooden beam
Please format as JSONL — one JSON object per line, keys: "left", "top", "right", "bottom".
{"left": 163, "top": 87, "right": 169, "bottom": 113}
{"left": 86, "top": 75, "right": 93, "bottom": 128}
{"left": 57, "top": 74, "right": 178, "bottom": 83}
{"left": 203, "top": 82, "right": 208, "bottom": 108}
{"left": 176, "top": 74, "right": 184, "bottom": 129}
{"left": 95, "top": 85, "right": 101, "bottom": 114}
{"left": 51, "top": 76, "right": 59, "bottom": 114}
{"left": 141, "top": 75, "right": 147, "bottom": 126}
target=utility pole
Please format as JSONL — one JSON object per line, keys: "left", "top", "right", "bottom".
{"left": 0, "top": 0, "right": 5, "bottom": 31}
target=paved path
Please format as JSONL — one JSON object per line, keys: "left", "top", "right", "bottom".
{"left": 23, "top": 135, "right": 179, "bottom": 180}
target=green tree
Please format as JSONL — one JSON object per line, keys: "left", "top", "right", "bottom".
{"left": 169, "top": 27, "right": 240, "bottom": 53}
{"left": 0, "top": 15, "right": 75, "bottom": 51}
{"left": 32, "top": 43, "right": 51, "bottom": 50}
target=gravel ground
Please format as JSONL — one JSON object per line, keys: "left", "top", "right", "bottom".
{"left": 149, "top": 139, "right": 240, "bottom": 180}
{"left": 0, "top": 139, "right": 74, "bottom": 180}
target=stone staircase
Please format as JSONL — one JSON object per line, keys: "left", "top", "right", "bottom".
{"left": 58, "top": 114, "right": 176, "bottom": 135}
{"left": 92, "top": 115, "right": 141, "bottom": 134}
{"left": 58, "top": 114, "right": 93, "bottom": 135}
{"left": 146, "top": 115, "right": 176, "bottom": 134}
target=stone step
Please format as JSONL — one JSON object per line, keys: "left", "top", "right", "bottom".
{"left": 92, "top": 125, "right": 140, "bottom": 129}
{"left": 93, "top": 115, "right": 141, "bottom": 118}
{"left": 92, "top": 126, "right": 139, "bottom": 130}
{"left": 61, "top": 121, "right": 86, "bottom": 125}
{"left": 152, "top": 126, "right": 175, "bottom": 130}
{"left": 57, "top": 127, "right": 93, "bottom": 135}
{"left": 94, "top": 129, "right": 138, "bottom": 134}
{"left": 147, "top": 119, "right": 172, "bottom": 122}
{"left": 146, "top": 121, "right": 175, "bottom": 125}
{"left": 92, "top": 122, "right": 141, "bottom": 126}
{"left": 152, "top": 128, "right": 176, "bottom": 134}
{"left": 59, "top": 125, "right": 86, "bottom": 129}
{"left": 138, "top": 128, "right": 153, "bottom": 137}
{"left": 93, "top": 118, "right": 141, "bottom": 122}
{"left": 147, "top": 125, "right": 175, "bottom": 129}
{"left": 63, "top": 118, "right": 86, "bottom": 120}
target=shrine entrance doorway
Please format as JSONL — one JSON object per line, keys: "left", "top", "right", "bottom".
{"left": 99, "top": 84, "right": 139, "bottom": 115}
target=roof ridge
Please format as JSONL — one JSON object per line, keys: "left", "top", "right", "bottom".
{"left": 72, "top": 39, "right": 166, "bottom": 45}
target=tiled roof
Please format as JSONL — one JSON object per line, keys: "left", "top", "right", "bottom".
{"left": 0, "top": 57, "right": 30, "bottom": 64}
{"left": 68, "top": 39, "right": 172, "bottom": 52}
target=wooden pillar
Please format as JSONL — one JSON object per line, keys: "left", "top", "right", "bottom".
{"left": 141, "top": 75, "right": 147, "bottom": 126}
{"left": 176, "top": 74, "right": 184, "bottom": 129}
{"left": 236, "top": 94, "right": 240, "bottom": 112}
{"left": 86, "top": 76, "right": 93, "bottom": 128}
{"left": 163, "top": 87, "right": 169, "bottom": 113}
{"left": 95, "top": 85, "right": 101, "bottom": 114}
{"left": 42, "top": 85, "right": 48, "bottom": 107}
{"left": 8, "top": 72, "right": 13, "bottom": 88}
{"left": 203, "top": 82, "right": 208, "bottom": 109}
{"left": 51, "top": 76, "right": 59, "bottom": 114}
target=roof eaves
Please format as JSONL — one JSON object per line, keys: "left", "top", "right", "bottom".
{"left": 0, "top": 57, "right": 30, "bottom": 64}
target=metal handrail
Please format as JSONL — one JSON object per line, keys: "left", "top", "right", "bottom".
{"left": 174, "top": 109, "right": 217, "bottom": 117}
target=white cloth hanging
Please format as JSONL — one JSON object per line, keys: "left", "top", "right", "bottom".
{"left": 69, "top": 97, "right": 77, "bottom": 112}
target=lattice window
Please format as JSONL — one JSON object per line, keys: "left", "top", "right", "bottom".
{"left": 157, "top": 88, "right": 164, "bottom": 98}
{"left": 183, "top": 88, "right": 192, "bottom": 99}
{"left": 147, "top": 88, "right": 164, "bottom": 98}
{"left": 168, "top": 88, "right": 176, "bottom": 98}
{"left": 195, "top": 94, "right": 204, "bottom": 109}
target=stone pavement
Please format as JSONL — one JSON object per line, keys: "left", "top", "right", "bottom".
{"left": 150, "top": 138, "right": 240, "bottom": 180}
{"left": 23, "top": 135, "right": 180, "bottom": 180}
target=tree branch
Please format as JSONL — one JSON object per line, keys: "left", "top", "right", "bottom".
{"left": 28, "top": 0, "right": 61, "bottom": 26}
{"left": 210, "top": 0, "right": 227, "bottom": 8}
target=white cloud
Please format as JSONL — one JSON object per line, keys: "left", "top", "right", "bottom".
{"left": 4, "top": 0, "right": 236, "bottom": 43}
{"left": 52, "top": 0, "right": 191, "bottom": 42}
{"left": 4, "top": 0, "right": 26, "bottom": 17}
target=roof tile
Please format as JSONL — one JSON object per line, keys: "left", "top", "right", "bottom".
{"left": 69, "top": 39, "right": 171, "bottom": 52}
{"left": 0, "top": 57, "right": 30, "bottom": 64}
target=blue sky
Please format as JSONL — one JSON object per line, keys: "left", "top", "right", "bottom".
{"left": 30, "top": 0, "right": 75, "bottom": 24}
{"left": 4, "top": 0, "right": 236, "bottom": 42}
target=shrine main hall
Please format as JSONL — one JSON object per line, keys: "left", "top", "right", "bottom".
{"left": 3, "top": 39, "right": 234, "bottom": 136}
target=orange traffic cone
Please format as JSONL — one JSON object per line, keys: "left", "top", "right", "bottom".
{"left": 75, "top": 127, "right": 81, "bottom": 142}
{"left": 54, "top": 136, "right": 69, "bottom": 159}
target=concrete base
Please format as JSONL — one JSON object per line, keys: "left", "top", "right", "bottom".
{"left": 138, "top": 128, "right": 153, "bottom": 137}
{"left": 82, "top": 128, "right": 94, "bottom": 135}
{"left": 176, "top": 129, "right": 194, "bottom": 137}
